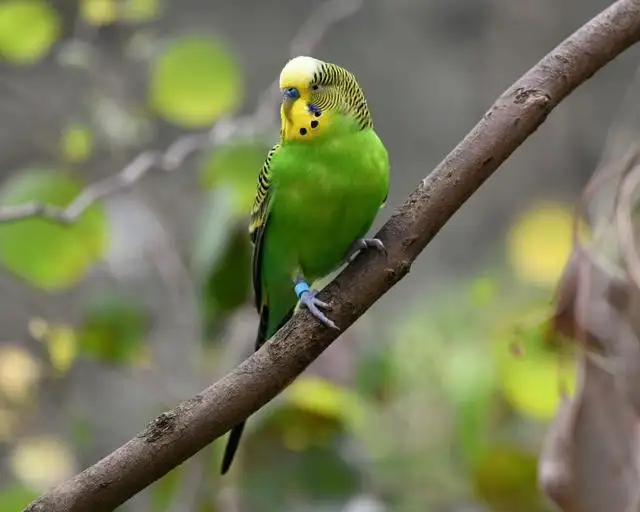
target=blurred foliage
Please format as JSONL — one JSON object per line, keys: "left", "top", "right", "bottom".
{"left": 0, "top": 345, "right": 41, "bottom": 404}
{"left": 472, "top": 444, "right": 543, "bottom": 512}
{"left": 494, "top": 318, "right": 576, "bottom": 421}
{"left": 76, "top": 294, "right": 149, "bottom": 365}
{"left": 80, "top": 0, "right": 161, "bottom": 25}
{"left": 10, "top": 436, "right": 76, "bottom": 492}
{"left": 507, "top": 201, "right": 576, "bottom": 287}
{"left": 150, "top": 466, "right": 183, "bottom": 512}
{"left": 0, "top": 170, "right": 107, "bottom": 290}
{"left": 0, "top": 1, "right": 60, "bottom": 64}
{"left": 0, "top": 484, "right": 38, "bottom": 512}
{"left": 60, "top": 123, "right": 94, "bottom": 164}
{"left": 195, "top": 142, "right": 268, "bottom": 339}
{"left": 200, "top": 221, "right": 252, "bottom": 340}
{"left": 199, "top": 141, "right": 270, "bottom": 212}
{"left": 27, "top": 295, "right": 149, "bottom": 374}
{"left": 149, "top": 35, "right": 242, "bottom": 128}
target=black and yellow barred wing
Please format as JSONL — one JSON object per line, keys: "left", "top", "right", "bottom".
{"left": 249, "top": 144, "right": 280, "bottom": 311}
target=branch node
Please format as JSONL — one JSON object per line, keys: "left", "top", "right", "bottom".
{"left": 512, "top": 87, "right": 552, "bottom": 107}
{"left": 138, "top": 411, "right": 178, "bottom": 443}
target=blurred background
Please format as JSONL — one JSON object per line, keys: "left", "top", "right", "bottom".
{"left": 0, "top": 0, "right": 637, "bottom": 510}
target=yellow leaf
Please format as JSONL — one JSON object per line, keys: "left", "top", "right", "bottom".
{"left": 0, "top": 345, "right": 41, "bottom": 403}
{"left": 60, "top": 124, "right": 94, "bottom": 164}
{"left": 122, "top": 0, "right": 160, "bottom": 22}
{"left": 11, "top": 437, "right": 77, "bottom": 492}
{"left": 286, "top": 377, "right": 361, "bottom": 424}
{"left": 507, "top": 202, "right": 576, "bottom": 287}
{"left": 500, "top": 355, "right": 576, "bottom": 420}
{"left": 80, "top": 0, "right": 117, "bottom": 26}
{"left": 46, "top": 325, "right": 78, "bottom": 375}
{"left": 282, "top": 423, "right": 309, "bottom": 452}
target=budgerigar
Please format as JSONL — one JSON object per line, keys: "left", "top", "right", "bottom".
{"left": 220, "top": 56, "right": 390, "bottom": 474}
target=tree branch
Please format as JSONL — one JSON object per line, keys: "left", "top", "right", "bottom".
{"left": 24, "top": 0, "right": 640, "bottom": 510}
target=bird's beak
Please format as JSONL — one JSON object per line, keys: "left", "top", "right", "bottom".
{"left": 282, "top": 95, "right": 294, "bottom": 123}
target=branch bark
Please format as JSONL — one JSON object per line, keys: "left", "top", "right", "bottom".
{"left": 25, "top": 0, "right": 640, "bottom": 510}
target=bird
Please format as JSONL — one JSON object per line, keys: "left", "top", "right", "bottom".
{"left": 220, "top": 55, "right": 390, "bottom": 475}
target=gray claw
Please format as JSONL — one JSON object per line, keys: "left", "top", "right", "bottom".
{"left": 299, "top": 289, "right": 339, "bottom": 330}
{"left": 345, "top": 237, "right": 387, "bottom": 262}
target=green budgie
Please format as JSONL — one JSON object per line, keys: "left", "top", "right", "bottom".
{"left": 220, "top": 56, "right": 390, "bottom": 474}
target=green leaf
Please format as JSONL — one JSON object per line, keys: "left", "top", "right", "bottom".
{"left": 123, "top": 0, "right": 161, "bottom": 22}
{"left": 60, "top": 124, "right": 94, "bottom": 164}
{"left": 149, "top": 36, "right": 242, "bottom": 128}
{"left": 78, "top": 294, "right": 148, "bottom": 365}
{"left": 286, "top": 377, "right": 358, "bottom": 423}
{"left": 200, "top": 223, "right": 252, "bottom": 340}
{"left": 441, "top": 343, "right": 496, "bottom": 466}
{"left": 198, "top": 142, "right": 268, "bottom": 214}
{"left": 150, "top": 467, "right": 182, "bottom": 512}
{"left": 467, "top": 275, "right": 499, "bottom": 308}
{"left": 441, "top": 343, "right": 495, "bottom": 406}
{"left": 192, "top": 188, "right": 237, "bottom": 282}
{"left": 0, "top": 170, "right": 107, "bottom": 291}
{"left": 354, "top": 344, "right": 396, "bottom": 402}
{"left": 0, "top": 484, "right": 38, "bottom": 511}
{"left": 193, "top": 188, "right": 252, "bottom": 339}
{"left": 244, "top": 442, "right": 358, "bottom": 510}
{"left": 80, "top": 0, "right": 160, "bottom": 25}
{"left": 0, "top": 1, "right": 60, "bottom": 64}
{"left": 456, "top": 393, "right": 492, "bottom": 468}
{"left": 70, "top": 416, "right": 92, "bottom": 452}
{"left": 472, "top": 444, "right": 544, "bottom": 512}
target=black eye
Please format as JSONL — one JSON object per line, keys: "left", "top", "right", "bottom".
{"left": 311, "top": 84, "right": 319, "bottom": 91}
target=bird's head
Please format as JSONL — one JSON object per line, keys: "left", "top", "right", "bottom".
{"left": 278, "top": 56, "right": 371, "bottom": 142}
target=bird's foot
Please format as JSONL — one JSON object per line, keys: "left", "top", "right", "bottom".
{"left": 345, "top": 237, "right": 386, "bottom": 263}
{"left": 294, "top": 280, "right": 339, "bottom": 330}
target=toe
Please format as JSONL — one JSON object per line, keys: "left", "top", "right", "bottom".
{"left": 369, "top": 239, "right": 386, "bottom": 252}
{"left": 309, "top": 304, "right": 339, "bottom": 330}
{"left": 313, "top": 298, "right": 332, "bottom": 310}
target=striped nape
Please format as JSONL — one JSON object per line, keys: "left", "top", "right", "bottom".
{"left": 312, "top": 63, "right": 372, "bottom": 131}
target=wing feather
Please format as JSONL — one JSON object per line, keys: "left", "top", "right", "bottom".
{"left": 249, "top": 144, "right": 280, "bottom": 311}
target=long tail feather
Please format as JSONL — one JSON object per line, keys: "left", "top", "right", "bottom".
{"left": 219, "top": 303, "right": 294, "bottom": 474}
{"left": 220, "top": 421, "right": 246, "bottom": 474}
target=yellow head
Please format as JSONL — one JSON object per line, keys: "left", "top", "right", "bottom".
{"left": 278, "top": 56, "right": 371, "bottom": 142}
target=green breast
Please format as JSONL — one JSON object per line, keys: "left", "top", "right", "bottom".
{"left": 267, "top": 127, "right": 389, "bottom": 281}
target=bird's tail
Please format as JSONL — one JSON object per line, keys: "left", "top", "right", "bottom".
{"left": 220, "top": 303, "right": 293, "bottom": 474}
{"left": 220, "top": 421, "right": 246, "bottom": 475}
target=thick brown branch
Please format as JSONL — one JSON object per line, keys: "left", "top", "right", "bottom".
{"left": 24, "top": 0, "right": 640, "bottom": 510}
